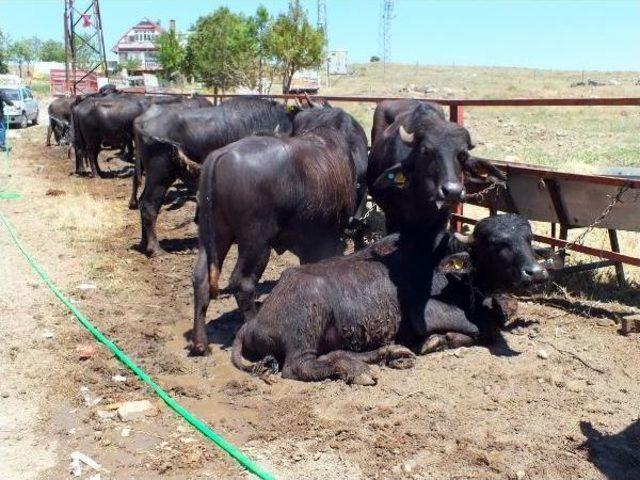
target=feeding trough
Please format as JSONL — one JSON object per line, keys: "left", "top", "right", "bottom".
{"left": 460, "top": 160, "right": 640, "bottom": 285}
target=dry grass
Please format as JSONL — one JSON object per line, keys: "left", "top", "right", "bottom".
{"left": 42, "top": 186, "right": 121, "bottom": 242}
{"left": 326, "top": 63, "right": 640, "bottom": 173}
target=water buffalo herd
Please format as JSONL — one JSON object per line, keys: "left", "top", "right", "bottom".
{"left": 48, "top": 86, "right": 551, "bottom": 385}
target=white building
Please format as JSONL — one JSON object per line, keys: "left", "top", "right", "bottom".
{"left": 112, "top": 18, "right": 164, "bottom": 73}
{"left": 328, "top": 49, "right": 349, "bottom": 75}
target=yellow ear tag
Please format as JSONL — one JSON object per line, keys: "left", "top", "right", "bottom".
{"left": 452, "top": 257, "right": 464, "bottom": 270}
{"left": 394, "top": 171, "right": 406, "bottom": 186}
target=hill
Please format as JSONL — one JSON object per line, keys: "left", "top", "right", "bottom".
{"left": 324, "top": 63, "right": 640, "bottom": 173}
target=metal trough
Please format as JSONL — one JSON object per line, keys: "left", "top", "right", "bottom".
{"left": 461, "top": 160, "right": 640, "bottom": 285}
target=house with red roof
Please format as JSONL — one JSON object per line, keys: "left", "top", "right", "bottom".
{"left": 112, "top": 18, "right": 166, "bottom": 73}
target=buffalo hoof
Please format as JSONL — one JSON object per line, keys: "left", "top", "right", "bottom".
{"left": 388, "top": 356, "right": 415, "bottom": 370}
{"left": 383, "top": 345, "right": 416, "bottom": 369}
{"left": 128, "top": 200, "right": 139, "bottom": 210}
{"left": 350, "top": 371, "right": 378, "bottom": 386}
{"left": 419, "top": 334, "right": 448, "bottom": 355}
{"left": 189, "top": 342, "right": 209, "bottom": 356}
{"left": 145, "top": 246, "right": 167, "bottom": 258}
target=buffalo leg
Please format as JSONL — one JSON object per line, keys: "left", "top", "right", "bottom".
{"left": 191, "top": 249, "right": 211, "bottom": 355}
{"left": 419, "top": 332, "right": 476, "bottom": 354}
{"left": 139, "top": 178, "right": 174, "bottom": 256}
{"left": 282, "top": 351, "right": 377, "bottom": 385}
{"left": 74, "top": 147, "right": 84, "bottom": 176}
{"left": 87, "top": 147, "right": 103, "bottom": 178}
{"left": 46, "top": 122, "right": 53, "bottom": 146}
{"left": 129, "top": 165, "right": 141, "bottom": 209}
{"left": 228, "top": 243, "right": 270, "bottom": 320}
{"left": 191, "top": 227, "right": 233, "bottom": 356}
{"left": 321, "top": 345, "right": 416, "bottom": 370}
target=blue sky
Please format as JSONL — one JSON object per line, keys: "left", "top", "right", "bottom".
{"left": 1, "top": 0, "right": 638, "bottom": 71}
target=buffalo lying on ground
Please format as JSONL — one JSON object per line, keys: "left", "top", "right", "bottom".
{"left": 368, "top": 100, "right": 505, "bottom": 235}
{"left": 231, "top": 214, "right": 548, "bottom": 384}
{"left": 191, "top": 106, "right": 368, "bottom": 355}
{"left": 72, "top": 93, "right": 208, "bottom": 177}
{"left": 133, "top": 97, "right": 296, "bottom": 257}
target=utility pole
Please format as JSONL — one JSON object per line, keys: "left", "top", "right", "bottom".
{"left": 64, "top": 0, "right": 108, "bottom": 95}
{"left": 379, "top": 0, "right": 394, "bottom": 76}
{"left": 317, "top": 0, "right": 329, "bottom": 88}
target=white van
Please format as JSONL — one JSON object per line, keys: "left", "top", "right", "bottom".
{"left": 1, "top": 86, "right": 39, "bottom": 128}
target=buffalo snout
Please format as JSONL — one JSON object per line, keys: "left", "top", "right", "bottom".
{"left": 438, "top": 181, "right": 465, "bottom": 203}
{"left": 519, "top": 262, "right": 549, "bottom": 285}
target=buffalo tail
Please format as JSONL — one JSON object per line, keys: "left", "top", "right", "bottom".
{"left": 231, "top": 322, "right": 279, "bottom": 377}
{"left": 197, "top": 158, "right": 220, "bottom": 298}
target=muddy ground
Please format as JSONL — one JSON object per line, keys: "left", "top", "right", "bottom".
{"left": 1, "top": 123, "right": 640, "bottom": 480}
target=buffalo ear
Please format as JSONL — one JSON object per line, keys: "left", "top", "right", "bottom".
{"left": 464, "top": 156, "right": 506, "bottom": 185}
{"left": 372, "top": 163, "right": 408, "bottom": 190}
{"left": 464, "top": 130, "right": 475, "bottom": 150}
{"left": 438, "top": 252, "right": 472, "bottom": 274}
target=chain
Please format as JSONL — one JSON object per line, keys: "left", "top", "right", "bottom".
{"left": 554, "top": 183, "right": 631, "bottom": 256}
{"left": 361, "top": 201, "right": 379, "bottom": 220}
{"left": 465, "top": 181, "right": 503, "bottom": 201}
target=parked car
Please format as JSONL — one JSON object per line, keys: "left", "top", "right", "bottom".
{"left": 1, "top": 87, "right": 39, "bottom": 128}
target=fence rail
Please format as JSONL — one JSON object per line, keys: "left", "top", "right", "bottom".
{"left": 146, "top": 91, "right": 640, "bottom": 107}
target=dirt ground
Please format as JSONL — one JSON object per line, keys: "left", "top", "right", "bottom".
{"left": 1, "top": 122, "right": 640, "bottom": 480}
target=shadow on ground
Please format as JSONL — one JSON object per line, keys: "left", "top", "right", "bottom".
{"left": 182, "top": 280, "right": 278, "bottom": 350}
{"left": 580, "top": 419, "right": 640, "bottom": 480}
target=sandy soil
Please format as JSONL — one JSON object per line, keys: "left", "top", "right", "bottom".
{"left": 1, "top": 122, "right": 640, "bottom": 480}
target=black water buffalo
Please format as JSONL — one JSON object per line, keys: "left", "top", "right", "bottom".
{"left": 230, "top": 214, "right": 548, "bottom": 384}
{"left": 72, "top": 93, "right": 204, "bottom": 177}
{"left": 48, "top": 85, "right": 120, "bottom": 148}
{"left": 47, "top": 97, "right": 74, "bottom": 146}
{"left": 293, "top": 104, "right": 370, "bottom": 247}
{"left": 128, "top": 98, "right": 213, "bottom": 210}
{"left": 191, "top": 106, "right": 368, "bottom": 355}
{"left": 368, "top": 101, "right": 505, "bottom": 235}
{"left": 134, "top": 97, "right": 296, "bottom": 257}
{"left": 371, "top": 99, "right": 445, "bottom": 145}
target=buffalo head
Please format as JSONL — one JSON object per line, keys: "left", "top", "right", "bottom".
{"left": 439, "top": 214, "right": 549, "bottom": 291}
{"left": 374, "top": 104, "right": 505, "bottom": 210}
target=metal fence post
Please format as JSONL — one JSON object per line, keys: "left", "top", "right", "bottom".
{"left": 450, "top": 104, "right": 464, "bottom": 233}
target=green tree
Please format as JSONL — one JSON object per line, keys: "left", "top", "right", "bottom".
{"left": 116, "top": 58, "right": 142, "bottom": 73}
{"left": 156, "top": 29, "right": 184, "bottom": 80}
{"left": 0, "top": 29, "right": 9, "bottom": 74}
{"left": 266, "top": 0, "right": 325, "bottom": 93}
{"left": 247, "top": 5, "right": 272, "bottom": 93}
{"left": 9, "top": 39, "right": 36, "bottom": 77}
{"left": 186, "top": 7, "right": 257, "bottom": 94}
{"left": 39, "top": 40, "right": 66, "bottom": 62}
